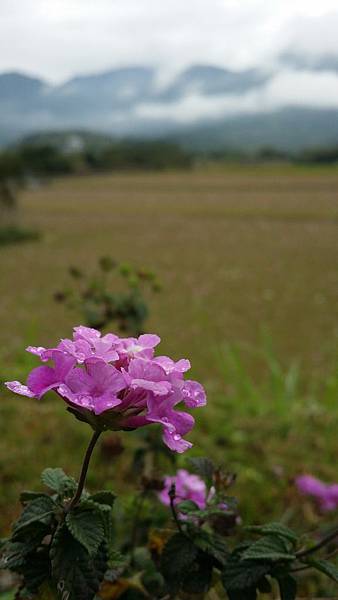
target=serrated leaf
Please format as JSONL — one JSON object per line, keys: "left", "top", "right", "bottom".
{"left": 20, "top": 491, "right": 49, "bottom": 504}
{"left": 41, "top": 468, "right": 77, "bottom": 496}
{"left": 188, "top": 457, "right": 215, "bottom": 486}
{"left": 0, "top": 541, "right": 27, "bottom": 570}
{"left": 160, "top": 533, "right": 198, "bottom": 591}
{"left": 307, "top": 558, "right": 338, "bottom": 583}
{"left": 277, "top": 574, "right": 297, "bottom": 600}
{"left": 222, "top": 560, "right": 270, "bottom": 591}
{"left": 246, "top": 522, "right": 298, "bottom": 544}
{"left": 104, "top": 549, "right": 128, "bottom": 584}
{"left": 242, "top": 536, "right": 295, "bottom": 562}
{"left": 19, "top": 547, "right": 50, "bottom": 593}
{"left": 89, "top": 491, "right": 116, "bottom": 508}
{"left": 1, "top": 537, "right": 44, "bottom": 570}
{"left": 80, "top": 498, "right": 111, "bottom": 512}
{"left": 193, "top": 530, "right": 228, "bottom": 566}
{"left": 51, "top": 524, "right": 107, "bottom": 600}
{"left": 12, "top": 496, "right": 55, "bottom": 541}
{"left": 66, "top": 507, "right": 105, "bottom": 555}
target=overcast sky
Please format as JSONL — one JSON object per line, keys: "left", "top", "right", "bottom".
{"left": 1, "top": 0, "right": 338, "bottom": 83}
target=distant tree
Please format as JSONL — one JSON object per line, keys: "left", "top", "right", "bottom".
{"left": 297, "top": 146, "right": 338, "bottom": 165}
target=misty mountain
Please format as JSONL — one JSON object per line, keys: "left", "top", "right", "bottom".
{"left": 171, "top": 107, "right": 338, "bottom": 153}
{"left": 1, "top": 65, "right": 338, "bottom": 151}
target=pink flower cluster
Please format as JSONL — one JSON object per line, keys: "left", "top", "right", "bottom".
{"left": 295, "top": 475, "right": 338, "bottom": 512}
{"left": 158, "top": 468, "right": 207, "bottom": 509}
{"left": 5, "top": 326, "right": 206, "bottom": 453}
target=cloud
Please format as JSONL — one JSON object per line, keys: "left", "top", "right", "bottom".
{"left": 135, "top": 69, "right": 338, "bottom": 123}
{"left": 280, "top": 12, "right": 338, "bottom": 59}
{"left": 1, "top": 0, "right": 338, "bottom": 83}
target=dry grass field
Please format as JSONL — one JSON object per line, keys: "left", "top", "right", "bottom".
{"left": 0, "top": 165, "right": 337, "bottom": 552}
{"left": 1, "top": 165, "right": 338, "bottom": 373}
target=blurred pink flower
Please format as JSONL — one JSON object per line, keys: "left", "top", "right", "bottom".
{"left": 158, "top": 469, "right": 207, "bottom": 509}
{"left": 296, "top": 474, "right": 338, "bottom": 512}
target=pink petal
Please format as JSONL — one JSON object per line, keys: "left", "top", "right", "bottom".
{"left": 27, "top": 366, "right": 58, "bottom": 397}
{"left": 5, "top": 380, "right": 35, "bottom": 398}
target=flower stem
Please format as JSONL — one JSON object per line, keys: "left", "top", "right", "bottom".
{"left": 296, "top": 525, "right": 338, "bottom": 560}
{"left": 169, "top": 484, "right": 183, "bottom": 534}
{"left": 67, "top": 429, "right": 102, "bottom": 512}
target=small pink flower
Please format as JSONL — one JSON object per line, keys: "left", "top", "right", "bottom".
{"left": 296, "top": 474, "right": 338, "bottom": 513}
{"left": 158, "top": 469, "right": 207, "bottom": 509}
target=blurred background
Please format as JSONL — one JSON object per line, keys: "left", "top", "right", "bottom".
{"left": 0, "top": 1, "right": 338, "bottom": 591}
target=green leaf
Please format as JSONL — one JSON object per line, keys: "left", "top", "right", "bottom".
{"left": 277, "top": 574, "right": 297, "bottom": 600}
{"left": 188, "top": 457, "right": 214, "bottom": 486}
{"left": 0, "top": 541, "right": 28, "bottom": 570}
{"left": 41, "top": 468, "right": 77, "bottom": 496}
{"left": 160, "top": 533, "right": 198, "bottom": 592}
{"left": 242, "top": 535, "right": 295, "bottom": 562}
{"left": 12, "top": 496, "right": 55, "bottom": 541}
{"left": 105, "top": 549, "right": 128, "bottom": 584}
{"left": 51, "top": 525, "right": 107, "bottom": 600}
{"left": 246, "top": 522, "right": 298, "bottom": 544}
{"left": 66, "top": 507, "right": 105, "bottom": 556}
{"left": 89, "top": 491, "right": 116, "bottom": 508}
{"left": 186, "top": 506, "right": 235, "bottom": 520}
{"left": 176, "top": 500, "right": 200, "bottom": 514}
{"left": 182, "top": 555, "right": 213, "bottom": 594}
{"left": 193, "top": 529, "right": 228, "bottom": 566}
{"left": 19, "top": 547, "right": 50, "bottom": 594}
{"left": 222, "top": 560, "right": 270, "bottom": 591}
{"left": 20, "top": 491, "right": 49, "bottom": 504}
{"left": 307, "top": 558, "right": 338, "bottom": 583}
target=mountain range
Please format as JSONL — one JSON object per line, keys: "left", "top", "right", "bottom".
{"left": 1, "top": 64, "right": 338, "bottom": 151}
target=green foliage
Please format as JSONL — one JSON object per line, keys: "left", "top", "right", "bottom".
{"left": 1, "top": 458, "right": 338, "bottom": 600}
{"left": 12, "top": 496, "right": 56, "bottom": 542}
{"left": 160, "top": 532, "right": 198, "bottom": 593}
{"left": 191, "top": 529, "right": 228, "bottom": 566}
{"left": 222, "top": 559, "right": 270, "bottom": 592}
{"left": 0, "top": 467, "right": 114, "bottom": 600}
{"left": 245, "top": 522, "right": 298, "bottom": 545}
{"left": 54, "top": 257, "right": 160, "bottom": 335}
{"left": 66, "top": 507, "right": 105, "bottom": 555}
{"left": 306, "top": 558, "right": 338, "bottom": 583}
{"left": 277, "top": 574, "right": 297, "bottom": 600}
{"left": 0, "top": 471, "right": 338, "bottom": 600}
{"left": 50, "top": 525, "right": 107, "bottom": 600}
{"left": 41, "top": 468, "right": 77, "bottom": 497}
{"left": 241, "top": 535, "right": 295, "bottom": 562}
{"left": 0, "top": 138, "right": 193, "bottom": 185}
{"left": 89, "top": 491, "right": 116, "bottom": 507}
{"left": 0, "top": 225, "right": 40, "bottom": 247}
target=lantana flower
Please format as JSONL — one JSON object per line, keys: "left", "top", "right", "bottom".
{"left": 158, "top": 468, "right": 208, "bottom": 509}
{"left": 295, "top": 474, "right": 338, "bottom": 512}
{"left": 5, "top": 326, "right": 206, "bottom": 453}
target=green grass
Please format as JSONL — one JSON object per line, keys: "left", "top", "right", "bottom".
{"left": 0, "top": 164, "right": 337, "bottom": 540}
